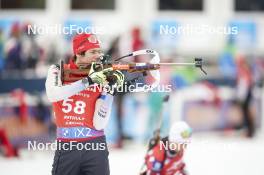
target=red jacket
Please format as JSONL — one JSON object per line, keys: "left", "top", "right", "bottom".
{"left": 144, "top": 138, "right": 186, "bottom": 175}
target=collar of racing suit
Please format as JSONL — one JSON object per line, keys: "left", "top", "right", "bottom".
{"left": 69, "top": 58, "right": 79, "bottom": 69}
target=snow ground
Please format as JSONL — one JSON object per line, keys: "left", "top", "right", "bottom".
{"left": 0, "top": 133, "right": 263, "bottom": 175}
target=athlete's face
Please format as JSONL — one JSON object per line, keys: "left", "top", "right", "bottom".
{"left": 75, "top": 48, "right": 103, "bottom": 68}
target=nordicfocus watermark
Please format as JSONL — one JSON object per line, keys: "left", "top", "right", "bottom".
{"left": 87, "top": 82, "right": 172, "bottom": 93}
{"left": 160, "top": 24, "right": 238, "bottom": 36}
{"left": 159, "top": 139, "right": 241, "bottom": 152}
{"left": 28, "top": 140, "right": 106, "bottom": 151}
{"left": 27, "top": 24, "right": 105, "bottom": 35}
{"left": 159, "top": 140, "right": 189, "bottom": 151}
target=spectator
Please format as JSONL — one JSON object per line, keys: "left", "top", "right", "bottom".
{"left": 0, "top": 129, "right": 18, "bottom": 157}
{"left": 21, "top": 22, "right": 42, "bottom": 69}
{"left": 4, "top": 22, "right": 23, "bottom": 70}
{"left": 0, "top": 28, "right": 4, "bottom": 74}
{"left": 236, "top": 55, "right": 255, "bottom": 137}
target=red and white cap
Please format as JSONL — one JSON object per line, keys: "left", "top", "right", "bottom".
{"left": 72, "top": 33, "right": 101, "bottom": 55}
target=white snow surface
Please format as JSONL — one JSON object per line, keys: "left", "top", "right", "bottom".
{"left": 0, "top": 133, "right": 263, "bottom": 175}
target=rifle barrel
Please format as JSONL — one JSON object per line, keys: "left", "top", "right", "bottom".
{"left": 158, "top": 62, "right": 195, "bottom": 66}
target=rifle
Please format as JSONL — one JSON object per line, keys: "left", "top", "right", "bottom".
{"left": 59, "top": 49, "right": 207, "bottom": 87}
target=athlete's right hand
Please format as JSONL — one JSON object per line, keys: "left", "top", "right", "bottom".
{"left": 89, "top": 71, "right": 107, "bottom": 85}
{"left": 88, "top": 62, "right": 112, "bottom": 85}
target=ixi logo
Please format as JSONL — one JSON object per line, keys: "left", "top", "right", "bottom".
{"left": 74, "top": 128, "right": 92, "bottom": 137}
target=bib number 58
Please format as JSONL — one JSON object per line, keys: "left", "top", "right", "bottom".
{"left": 62, "top": 99, "right": 86, "bottom": 114}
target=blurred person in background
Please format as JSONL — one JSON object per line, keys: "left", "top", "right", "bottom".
{"left": 253, "top": 58, "right": 264, "bottom": 88}
{"left": 0, "top": 129, "right": 18, "bottom": 157}
{"left": 132, "top": 27, "right": 144, "bottom": 62}
{"left": 4, "top": 22, "right": 23, "bottom": 70}
{"left": 34, "top": 93, "right": 51, "bottom": 124}
{"left": 46, "top": 33, "right": 124, "bottom": 175}
{"left": 3, "top": 22, "right": 44, "bottom": 73}
{"left": 0, "top": 28, "right": 4, "bottom": 75}
{"left": 11, "top": 89, "right": 29, "bottom": 124}
{"left": 141, "top": 121, "right": 192, "bottom": 175}
{"left": 21, "top": 22, "right": 43, "bottom": 69}
{"left": 235, "top": 55, "right": 255, "bottom": 137}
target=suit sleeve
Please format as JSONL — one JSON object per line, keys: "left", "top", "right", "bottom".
{"left": 45, "top": 65, "right": 88, "bottom": 102}
{"left": 93, "top": 92, "right": 114, "bottom": 130}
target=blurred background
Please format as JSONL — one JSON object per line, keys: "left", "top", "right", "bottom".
{"left": 0, "top": 0, "right": 264, "bottom": 174}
